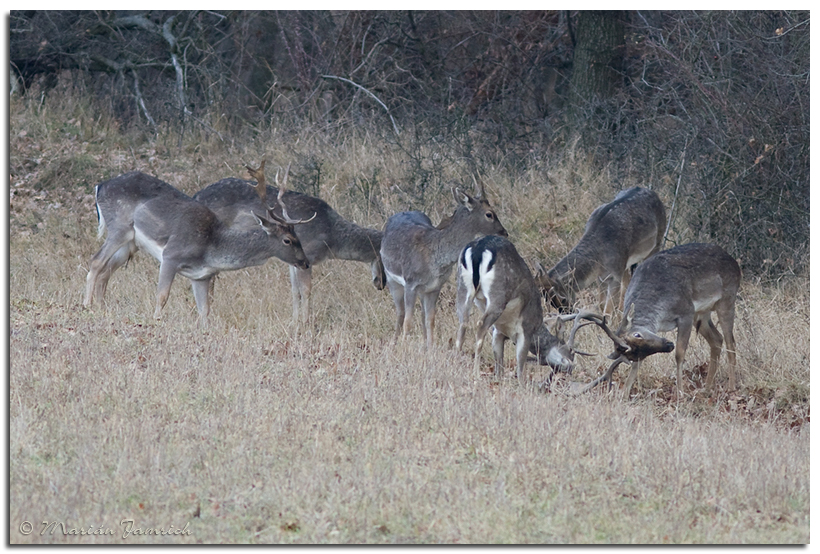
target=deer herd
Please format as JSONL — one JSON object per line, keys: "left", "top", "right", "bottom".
{"left": 83, "top": 163, "right": 741, "bottom": 401}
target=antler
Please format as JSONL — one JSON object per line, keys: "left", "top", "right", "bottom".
{"left": 471, "top": 174, "right": 486, "bottom": 199}
{"left": 548, "top": 309, "right": 634, "bottom": 395}
{"left": 270, "top": 163, "right": 317, "bottom": 225}
{"left": 246, "top": 160, "right": 267, "bottom": 204}
{"left": 575, "top": 354, "right": 628, "bottom": 394}
{"left": 570, "top": 310, "right": 628, "bottom": 351}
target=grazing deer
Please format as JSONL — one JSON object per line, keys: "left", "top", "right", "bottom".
{"left": 534, "top": 187, "right": 666, "bottom": 314}
{"left": 194, "top": 163, "right": 385, "bottom": 326}
{"left": 380, "top": 181, "right": 508, "bottom": 349}
{"left": 455, "top": 234, "right": 610, "bottom": 385}
{"left": 83, "top": 170, "right": 310, "bottom": 323}
{"left": 581, "top": 243, "right": 740, "bottom": 398}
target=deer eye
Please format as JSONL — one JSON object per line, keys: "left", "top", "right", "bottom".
{"left": 485, "top": 211, "right": 495, "bottom": 220}
{"left": 283, "top": 237, "right": 293, "bottom": 246}
{"left": 632, "top": 332, "right": 642, "bottom": 339}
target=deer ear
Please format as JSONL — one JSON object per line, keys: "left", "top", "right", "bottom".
{"left": 252, "top": 210, "right": 286, "bottom": 235}
{"left": 452, "top": 187, "right": 476, "bottom": 211}
{"left": 626, "top": 303, "right": 635, "bottom": 326}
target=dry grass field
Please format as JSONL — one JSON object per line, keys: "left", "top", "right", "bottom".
{"left": 9, "top": 89, "right": 809, "bottom": 543}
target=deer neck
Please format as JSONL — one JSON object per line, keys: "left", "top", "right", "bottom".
{"left": 550, "top": 248, "right": 602, "bottom": 292}
{"left": 206, "top": 225, "right": 279, "bottom": 271}
{"left": 432, "top": 208, "right": 482, "bottom": 267}
{"left": 328, "top": 219, "right": 382, "bottom": 263}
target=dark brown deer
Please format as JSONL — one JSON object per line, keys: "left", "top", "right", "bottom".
{"left": 83, "top": 170, "right": 310, "bottom": 323}
{"left": 194, "top": 163, "right": 385, "bottom": 326}
{"left": 380, "top": 181, "right": 507, "bottom": 349}
{"left": 535, "top": 187, "right": 666, "bottom": 314}
{"left": 581, "top": 243, "right": 741, "bottom": 398}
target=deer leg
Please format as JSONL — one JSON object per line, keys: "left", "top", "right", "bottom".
{"left": 387, "top": 282, "right": 406, "bottom": 340}
{"left": 716, "top": 303, "right": 738, "bottom": 392}
{"left": 472, "top": 321, "right": 490, "bottom": 379}
{"left": 402, "top": 287, "right": 418, "bottom": 339}
{"left": 622, "top": 360, "right": 642, "bottom": 400}
{"left": 513, "top": 331, "right": 529, "bottom": 384}
{"left": 92, "top": 243, "right": 136, "bottom": 306}
{"left": 491, "top": 328, "right": 507, "bottom": 379}
{"left": 421, "top": 292, "right": 438, "bottom": 350}
{"left": 674, "top": 319, "right": 693, "bottom": 398}
{"left": 455, "top": 300, "right": 472, "bottom": 352}
{"left": 455, "top": 281, "right": 473, "bottom": 352}
{"left": 473, "top": 310, "right": 499, "bottom": 379}
{"left": 84, "top": 232, "right": 135, "bottom": 306}
{"left": 191, "top": 277, "right": 212, "bottom": 323}
{"left": 289, "top": 265, "right": 313, "bottom": 326}
{"left": 696, "top": 315, "right": 724, "bottom": 392}
{"left": 154, "top": 259, "right": 178, "bottom": 320}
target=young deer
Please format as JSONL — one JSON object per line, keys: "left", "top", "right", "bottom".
{"left": 455, "top": 234, "right": 608, "bottom": 385}
{"left": 535, "top": 187, "right": 666, "bottom": 314}
{"left": 380, "top": 181, "right": 507, "bottom": 349}
{"left": 83, "top": 170, "right": 310, "bottom": 323}
{"left": 193, "top": 163, "right": 385, "bottom": 326}
{"left": 582, "top": 243, "right": 741, "bottom": 398}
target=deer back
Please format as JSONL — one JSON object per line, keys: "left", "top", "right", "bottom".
{"left": 99, "top": 173, "right": 308, "bottom": 274}
{"left": 537, "top": 187, "right": 666, "bottom": 309}
{"left": 381, "top": 187, "right": 507, "bottom": 290}
{"left": 194, "top": 178, "right": 381, "bottom": 267}
{"left": 616, "top": 242, "right": 740, "bottom": 359}
{"left": 94, "top": 172, "right": 190, "bottom": 233}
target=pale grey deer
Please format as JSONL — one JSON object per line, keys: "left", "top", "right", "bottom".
{"left": 582, "top": 243, "right": 741, "bottom": 399}
{"left": 535, "top": 186, "right": 666, "bottom": 314}
{"left": 83, "top": 170, "right": 310, "bottom": 323}
{"left": 455, "top": 234, "right": 611, "bottom": 386}
{"left": 380, "top": 181, "right": 507, "bottom": 349}
{"left": 194, "top": 162, "right": 385, "bottom": 326}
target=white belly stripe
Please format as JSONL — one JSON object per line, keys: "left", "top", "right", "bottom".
{"left": 384, "top": 268, "right": 406, "bottom": 287}
{"left": 134, "top": 227, "right": 165, "bottom": 262}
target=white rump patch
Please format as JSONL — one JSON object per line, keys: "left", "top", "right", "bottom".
{"left": 460, "top": 247, "right": 476, "bottom": 294}
{"left": 477, "top": 249, "right": 496, "bottom": 308}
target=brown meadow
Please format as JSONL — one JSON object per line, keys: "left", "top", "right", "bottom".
{"left": 9, "top": 88, "right": 809, "bottom": 543}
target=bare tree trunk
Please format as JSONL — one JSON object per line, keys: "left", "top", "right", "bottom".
{"left": 570, "top": 11, "right": 626, "bottom": 103}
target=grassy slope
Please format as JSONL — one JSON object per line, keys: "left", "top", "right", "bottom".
{"left": 9, "top": 86, "right": 809, "bottom": 544}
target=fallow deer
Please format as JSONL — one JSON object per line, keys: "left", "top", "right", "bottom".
{"left": 194, "top": 163, "right": 385, "bottom": 326}
{"left": 83, "top": 170, "right": 310, "bottom": 323}
{"left": 455, "top": 234, "right": 610, "bottom": 386}
{"left": 535, "top": 186, "right": 666, "bottom": 314}
{"left": 380, "top": 181, "right": 507, "bottom": 349}
{"left": 581, "top": 243, "right": 741, "bottom": 398}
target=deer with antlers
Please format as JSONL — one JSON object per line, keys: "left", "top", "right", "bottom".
{"left": 83, "top": 166, "right": 312, "bottom": 323}
{"left": 580, "top": 243, "right": 741, "bottom": 399}
{"left": 194, "top": 162, "right": 385, "bottom": 327}
{"left": 456, "top": 234, "right": 610, "bottom": 387}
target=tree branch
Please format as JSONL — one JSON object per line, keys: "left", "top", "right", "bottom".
{"left": 321, "top": 74, "right": 400, "bottom": 136}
